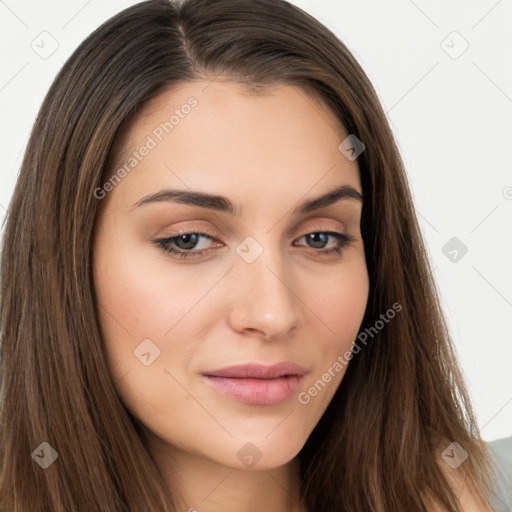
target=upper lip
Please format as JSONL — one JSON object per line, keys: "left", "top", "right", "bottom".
{"left": 202, "top": 362, "right": 308, "bottom": 379}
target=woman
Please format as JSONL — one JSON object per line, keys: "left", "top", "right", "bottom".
{"left": 0, "top": 0, "right": 506, "bottom": 510}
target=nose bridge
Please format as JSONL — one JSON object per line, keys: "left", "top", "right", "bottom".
{"left": 229, "top": 233, "right": 302, "bottom": 337}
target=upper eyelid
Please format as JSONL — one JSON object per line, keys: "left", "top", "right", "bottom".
{"left": 158, "top": 227, "right": 353, "bottom": 247}
{"left": 159, "top": 229, "right": 347, "bottom": 243}
{"left": 160, "top": 220, "right": 349, "bottom": 239}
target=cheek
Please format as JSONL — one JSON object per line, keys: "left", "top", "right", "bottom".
{"left": 93, "top": 239, "right": 205, "bottom": 432}
{"left": 94, "top": 230, "right": 199, "bottom": 336}
{"left": 93, "top": 229, "right": 176, "bottom": 378}
{"left": 298, "top": 260, "right": 369, "bottom": 400}
{"left": 312, "top": 259, "right": 369, "bottom": 349}
{"left": 93, "top": 229, "right": 224, "bottom": 392}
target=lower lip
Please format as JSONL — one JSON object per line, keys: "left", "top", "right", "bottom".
{"left": 202, "top": 375, "right": 304, "bottom": 405}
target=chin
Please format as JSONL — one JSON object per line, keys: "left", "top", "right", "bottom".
{"left": 221, "top": 438, "right": 304, "bottom": 471}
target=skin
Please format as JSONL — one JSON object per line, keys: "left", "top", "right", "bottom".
{"left": 92, "top": 78, "right": 369, "bottom": 512}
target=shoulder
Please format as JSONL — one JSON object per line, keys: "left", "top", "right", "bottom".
{"left": 486, "top": 436, "right": 512, "bottom": 512}
{"left": 442, "top": 464, "right": 494, "bottom": 511}
{"left": 424, "top": 439, "right": 497, "bottom": 511}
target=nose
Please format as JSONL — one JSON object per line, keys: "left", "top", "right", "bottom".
{"left": 227, "top": 247, "right": 303, "bottom": 340}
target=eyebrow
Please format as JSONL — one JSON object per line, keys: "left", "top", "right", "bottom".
{"left": 130, "top": 183, "right": 363, "bottom": 215}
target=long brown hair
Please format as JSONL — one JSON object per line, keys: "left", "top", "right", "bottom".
{"left": 0, "top": 0, "right": 495, "bottom": 510}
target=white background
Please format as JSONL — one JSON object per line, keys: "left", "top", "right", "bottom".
{"left": 0, "top": 0, "right": 511, "bottom": 441}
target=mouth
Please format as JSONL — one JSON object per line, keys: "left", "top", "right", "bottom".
{"left": 201, "top": 362, "right": 307, "bottom": 406}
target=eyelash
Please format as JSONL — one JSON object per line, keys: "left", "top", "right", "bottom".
{"left": 153, "top": 228, "right": 356, "bottom": 260}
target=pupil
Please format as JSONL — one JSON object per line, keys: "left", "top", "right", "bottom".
{"left": 177, "top": 234, "right": 198, "bottom": 250}
{"left": 308, "top": 233, "right": 327, "bottom": 248}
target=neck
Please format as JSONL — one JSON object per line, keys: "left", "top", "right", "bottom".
{"left": 146, "top": 434, "right": 307, "bottom": 512}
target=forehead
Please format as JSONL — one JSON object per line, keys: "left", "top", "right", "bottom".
{"left": 103, "top": 79, "right": 362, "bottom": 215}
{"left": 111, "top": 78, "right": 352, "bottom": 168}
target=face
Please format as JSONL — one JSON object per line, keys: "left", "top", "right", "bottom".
{"left": 93, "top": 79, "right": 369, "bottom": 472}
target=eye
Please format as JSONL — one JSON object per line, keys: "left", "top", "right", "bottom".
{"left": 153, "top": 229, "right": 356, "bottom": 260}
{"left": 294, "top": 231, "right": 356, "bottom": 256}
{"left": 154, "top": 231, "right": 219, "bottom": 259}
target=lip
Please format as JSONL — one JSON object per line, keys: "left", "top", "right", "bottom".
{"left": 202, "top": 362, "right": 308, "bottom": 406}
